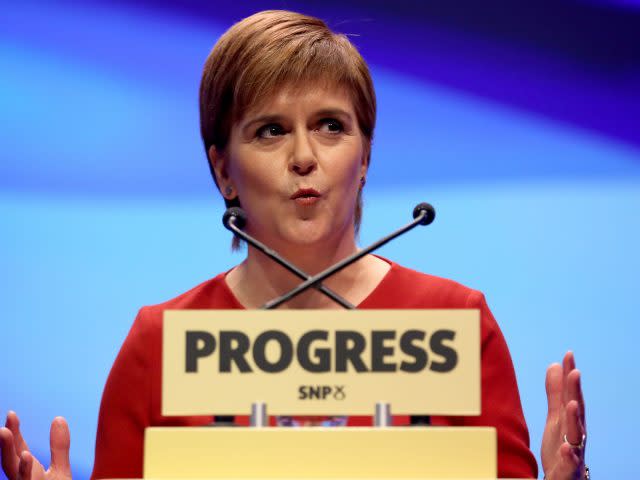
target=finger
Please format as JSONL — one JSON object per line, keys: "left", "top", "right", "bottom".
{"left": 18, "top": 451, "right": 32, "bottom": 480}
{"left": 0, "top": 427, "right": 20, "bottom": 480}
{"left": 49, "top": 417, "right": 71, "bottom": 474}
{"left": 565, "top": 400, "right": 585, "bottom": 452}
{"left": 563, "top": 351, "right": 576, "bottom": 372}
{"left": 567, "top": 369, "right": 586, "bottom": 426}
{"left": 562, "top": 351, "right": 575, "bottom": 405}
{"left": 546, "top": 363, "right": 563, "bottom": 417}
{"left": 5, "top": 412, "right": 29, "bottom": 456}
{"left": 557, "top": 442, "right": 583, "bottom": 478}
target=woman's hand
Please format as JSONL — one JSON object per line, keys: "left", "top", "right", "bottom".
{"left": 542, "top": 352, "right": 588, "bottom": 480}
{"left": 0, "top": 412, "right": 72, "bottom": 480}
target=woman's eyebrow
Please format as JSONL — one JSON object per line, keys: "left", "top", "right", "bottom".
{"left": 242, "top": 108, "right": 353, "bottom": 133}
{"left": 240, "top": 114, "right": 286, "bottom": 136}
{"left": 314, "top": 108, "right": 352, "bottom": 119}
{"left": 243, "top": 114, "right": 284, "bottom": 130}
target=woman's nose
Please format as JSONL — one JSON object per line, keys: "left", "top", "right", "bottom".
{"left": 289, "top": 131, "right": 317, "bottom": 176}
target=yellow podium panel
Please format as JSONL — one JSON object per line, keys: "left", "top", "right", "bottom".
{"left": 163, "top": 310, "right": 481, "bottom": 416}
{"left": 144, "top": 427, "right": 496, "bottom": 479}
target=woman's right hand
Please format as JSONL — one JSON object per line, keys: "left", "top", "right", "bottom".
{"left": 0, "top": 412, "right": 72, "bottom": 480}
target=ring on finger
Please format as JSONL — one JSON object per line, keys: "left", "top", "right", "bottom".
{"left": 563, "top": 433, "right": 586, "bottom": 450}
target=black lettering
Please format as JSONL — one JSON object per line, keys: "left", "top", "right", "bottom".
{"left": 321, "top": 386, "right": 332, "bottom": 399}
{"left": 219, "top": 331, "right": 252, "bottom": 373}
{"left": 253, "top": 330, "right": 293, "bottom": 373}
{"left": 309, "top": 385, "right": 322, "bottom": 399}
{"left": 429, "top": 329, "right": 458, "bottom": 372}
{"left": 371, "top": 330, "right": 397, "bottom": 372}
{"left": 185, "top": 331, "right": 216, "bottom": 373}
{"left": 333, "top": 385, "right": 346, "bottom": 400}
{"left": 297, "top": 330, "right": 330, "bottom": 372}
{"left": 399, "top": 330, "right": 428, "bottom": 373}
{"left": 298, "top": 385, "right": 308, "bottom": 400}
{"left": 335, "top": 331, "right": 369, "bottom": 372}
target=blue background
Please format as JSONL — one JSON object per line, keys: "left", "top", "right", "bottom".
{"left": 1, "top": 0, "right": 639, "bottom": 477}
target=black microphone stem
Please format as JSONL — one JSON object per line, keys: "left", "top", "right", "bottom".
{"left": 263, "top": 210, "right": 429, "bottom": 310}
{"left": 227, "top": 220, "right": 355, "bottom": 309}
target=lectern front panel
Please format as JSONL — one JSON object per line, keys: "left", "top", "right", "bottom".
{"left": 144, "top": 426, "right": 497, "bottom": 479}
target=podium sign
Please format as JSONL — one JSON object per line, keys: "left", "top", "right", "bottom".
{"left": 162, "top": 309, "right": 480, "bottom": 416}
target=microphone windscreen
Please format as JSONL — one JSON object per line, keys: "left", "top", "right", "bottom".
{"left": 222, "top": 207, "right": 247, "bottom": 230}
{"left": 413, "top": 202, "right": 436, "bottom": 226}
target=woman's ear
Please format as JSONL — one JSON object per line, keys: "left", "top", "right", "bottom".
{"left": 360, "top": 160, "right": 368, "bottom": 181}
{"left": 359, "top": 146, "right": 370, "bottom": 184}
{"left": 208, "top": 145, "right": 236, "bottom": 200}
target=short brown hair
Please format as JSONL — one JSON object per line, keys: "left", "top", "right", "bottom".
{"left": 199, "top": 10, "right": 376, "bottom": 240}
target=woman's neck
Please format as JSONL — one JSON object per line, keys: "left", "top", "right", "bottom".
{"left": 225, "top": 237, "right": 390, "bottom": 309}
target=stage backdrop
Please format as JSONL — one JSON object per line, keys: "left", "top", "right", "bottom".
{"left": 2, "top": 1, "right": 639, "bottom": 478}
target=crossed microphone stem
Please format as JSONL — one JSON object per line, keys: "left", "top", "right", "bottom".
{"left": 222, "top": 202, "right": 436, "bottom": 310}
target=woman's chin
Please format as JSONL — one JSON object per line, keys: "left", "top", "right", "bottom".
{"left": 278, "top": 220, "right": 346, "bottom": 249}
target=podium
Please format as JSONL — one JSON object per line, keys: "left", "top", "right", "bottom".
{"left": 144, "top": 427, "right": 497, "bottom": 478}
{"left": 142, "top": 309, "right": 510, "bottom": 479}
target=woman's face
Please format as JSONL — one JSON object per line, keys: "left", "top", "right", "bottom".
{"left": 213, "top": 83, "right": 367, "bottom": 250}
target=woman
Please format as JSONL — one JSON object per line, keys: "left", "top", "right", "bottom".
{"left": 0, "top": 10, "right": 587, "bottom": 480}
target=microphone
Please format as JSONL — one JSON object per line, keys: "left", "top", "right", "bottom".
{"left": 413, "top": 202, "right": 435, "bottom": 226}
{"left": 222, "top": 207, "right": 355, "bottom": 309}
{"left": 263, "top": 202, "right": 436, "bottom": 309}
{"left": 222, "top": 207, "right": 247, "bottom": 230}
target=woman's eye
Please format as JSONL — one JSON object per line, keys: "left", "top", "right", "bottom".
{"left": 256, "top": 124, "right": 285, "bottom": 139}
{"left": 317, "top": 118, "right": 344, "bottom": 134}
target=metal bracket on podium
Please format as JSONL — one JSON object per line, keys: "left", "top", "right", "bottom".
{"left": 374, "top": 402, "right": 391, "bottom": 427}
{"left": 250, "top": 401, "right": 268, "bottom": 427}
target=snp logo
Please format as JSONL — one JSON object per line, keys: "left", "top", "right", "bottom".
{"left": 298, "top": 385, "right": 346, "bottom": 400}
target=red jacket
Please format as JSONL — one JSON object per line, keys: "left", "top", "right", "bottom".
{"left": 92, "top": 259, "right": 538, "bottom": 478}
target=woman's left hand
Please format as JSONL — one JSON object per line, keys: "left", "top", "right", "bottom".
{"left": 541, "top": 351, "right": 587, "bottom": 480}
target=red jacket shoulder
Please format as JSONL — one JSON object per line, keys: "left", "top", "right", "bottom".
{"left": 137, "top": 272, "right": 240, "bottom": 328}
{"left": 368, "top": 261, "right": 483, "bottom": 309}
